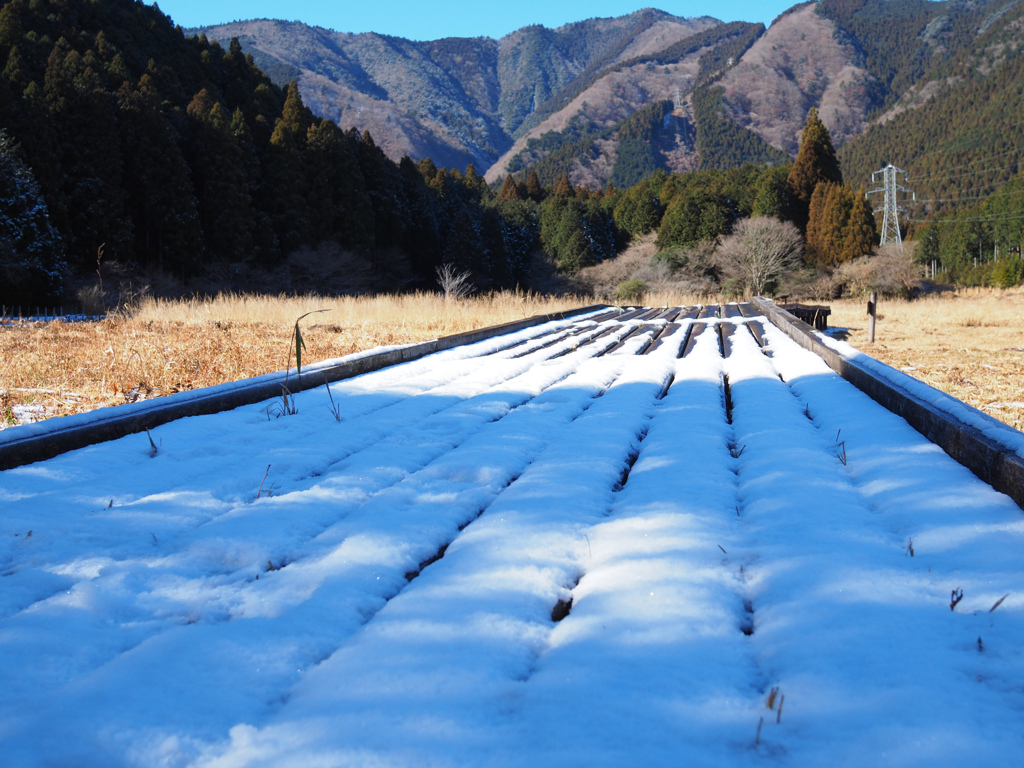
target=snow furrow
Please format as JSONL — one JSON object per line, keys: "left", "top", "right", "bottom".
{"left": 4, "top": 305, "right": 1024, "bottom": 767}
{"left": 722, "top": 317, "right": 1024, "bottom": 763}
{"left": 0, "top": 323, "right": 686, "bottom": 766}
{"left": 499, "top": 321, "right": 756, "bottom": 766}
{"left": 756, "top": 319, "right": 1024, "bottom": 764}
{"left": 0, "top": 317, "right": 636, "bottom": 602}
{"left": 189, "top": 324, "right": 688, "bottom": 768}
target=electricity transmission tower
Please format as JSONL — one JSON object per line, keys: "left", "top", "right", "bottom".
{"left": 868, "top": 163, "right": 915, "bottom": 247}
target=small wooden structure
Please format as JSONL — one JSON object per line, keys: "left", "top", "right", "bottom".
{"left": 779, "top": 303, "right": 831, "bottom": 331}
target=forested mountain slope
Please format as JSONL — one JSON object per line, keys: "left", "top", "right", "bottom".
{"left": 195, "top": 1, "right": 1022, "bottom": 192}
{"left": 0, "top": 0, "right": 536, "bottom": 301}
{"left": 837, "top": 0, "right": 1024, "bottom": 212}
{"left": 195, "top": 10, "right": 714, "bottom": 172}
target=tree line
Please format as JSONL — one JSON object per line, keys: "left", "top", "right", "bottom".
{"left": 2, "top": 0, "right": 1020, "bottom": 307}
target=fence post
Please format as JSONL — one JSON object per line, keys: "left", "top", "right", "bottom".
{"left": 867, "top": 291, "right": 877, "bottom": 344}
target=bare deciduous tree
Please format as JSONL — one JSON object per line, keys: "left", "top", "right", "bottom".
{"left": 435, "top": 263, "right": 474, "bottom": 300}
{"left": 714, "top": 216, "right": 803, "bottom": 296}
{"left": 838, "top": 242, "right": 923, "bottom": 299}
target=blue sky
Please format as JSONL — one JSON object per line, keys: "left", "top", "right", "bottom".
{"left": 150, "top": 1, "right": 801, "bottom": 40}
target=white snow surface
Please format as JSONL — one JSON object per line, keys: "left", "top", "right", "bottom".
{"left": 2, "top": 309, "right": 1024, "bottom": 767}
{"left": 818, "top": 331, "right": 1024, "bottom": 460}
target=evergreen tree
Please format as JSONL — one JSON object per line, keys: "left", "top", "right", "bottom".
{"left": 357, "top": 128, "right": 408, "bottom": 258}
{"left": 119, "top": 80, "right": 201, "bottom": 273}
{"left": 841, "top": 189, "right": 877, "bottom": 262}
{"left": 788, "top": 108, "right": 843, "bottom": 232}
{"left": 553, "top": 173, "right": 575, "bottom": 198}
{"left": 806, "top": 183, "right": 876, "bottom": 266}
{"left": 612, "top": 180, "right": 661, "bottom": 239}
{"left": 498, "top": 175, "right": 522, "bottom": 201}
{"left": 183, "top": 97, "right": 255, "bottom": 264}
{"left": 752, "top": 165, "right": 794, "bottom": 221}
{"left": 43, "top": 42, "right": 132, "bottom": 269}
{"left": 259, "top": 110, "right": 309, "bottom": 258}
{"left": 656, "top": 189, "right": 732, "bottom": 251}
{"left": 492, "top": 197, "right": 537, "bottom": 286}
{"left": 806, "top": 182, "right": 848, "bottom": 266}
{"left": 525, "top": 169, "right": 544, "bottom": 202}
{"left": 0, "top": 129, "right": 67, "bottom": 303}
{"left": 398, "top": 154, "right": 440, "bottom": 277}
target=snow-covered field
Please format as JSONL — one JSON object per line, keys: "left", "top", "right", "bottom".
{"left": 2, "top": 306, "right": 1023, "bottom": 767}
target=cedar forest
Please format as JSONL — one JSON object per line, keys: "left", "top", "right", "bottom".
{"left": 0, "top": 0, "right": 1022, "bottom": 308}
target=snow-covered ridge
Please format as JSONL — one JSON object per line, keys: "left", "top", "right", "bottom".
{"left": 2, "top": 306, "right": 1023, "bottom": 766}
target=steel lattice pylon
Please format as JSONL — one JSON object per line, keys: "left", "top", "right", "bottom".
{"left": 868, "top": 163, "right": 915, "bottom": 247}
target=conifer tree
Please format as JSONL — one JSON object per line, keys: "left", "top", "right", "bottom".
{"left": 0, "top": 129, "right": 67, "bottom": 303}
{"left": 278, "top": 80, "right": 313, "bottom": 146}
{"left": 398, "top": 154, "right": 440, "bottom": 276}
{"left": 498, "top": 175, "right": 521, "bottom": 201}
{"left": 841, "top": 189, "right": 877, "bottom": 262}
{"left": 261, "top": 111, "right": 310, "bottom": 258}
{"left": 806, "top": 182, "right": 875, "bottom": 266}
{"left": 788, "top": 108, "right": 842, "bottom": 232}
{"left": 119, "top": 81, "right": 201, "bottom": 273}
{"left": 526, "top": 169, "right": 544, "bottom": 201}
{"left": 357, "top": 128, "right": 408, "bottom": 256}
{"left": 43, "top": 42, "right": 132, "bottom": 269}
{"left": 553, "top": 173, "right": 575, "bottom": 198}
{"left": 613, "top": 180, "right": 661, "bottom": 239}
{"left": 656, "top": 190, "right": 732, "bottom": 250}
{"left": 752, "top": 165, "right": 793, "bottom": 221}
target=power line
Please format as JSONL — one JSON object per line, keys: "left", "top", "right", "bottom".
{"left": 909, "top": 157, "right": 1022, "bottom": 184}
{"left": 908, "top": 210, "right": 1024, "bottom": 225}
{"left": 913, "top": 185, "right": 1024, "bottom": 205}
{"left": 908, "top": 146, "right": 1021, "bottom": 176}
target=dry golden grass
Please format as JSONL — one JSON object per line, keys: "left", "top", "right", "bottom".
{"left": 829, "top": 287, "right": 1024, "bottom": 430}
{"left": 0, "top": 291, "right": 592, "bottom": 425}
{"left": 4, "top": 287, "right": 1023, "bottom": 433}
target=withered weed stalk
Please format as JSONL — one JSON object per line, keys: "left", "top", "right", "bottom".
{"left": 990, "top": 593, "right": 1009, "bottom": 613}
{"left": 269, "top": 309, "right": 331, "bottom": 419}
{"left": 257, "top": 464, "right": 272, "bottom": 499}
{"left": 145, "top": 430, "right": 159, "bottom": 458}
{"left": 835, "top": 428, "right": 847, "bottom": 465}
{"left": 324, "top": 378, "right": 342, "bottom": 422}
{"left": 950, "top": 587, "right": 964, "bottom": 611}
{"left": 290, "top": 309, "right": 330, "bottom": 376}
{"left": 266, "top": 392, "right": 296, "bottom": 419}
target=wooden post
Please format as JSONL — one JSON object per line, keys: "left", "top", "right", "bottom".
{"left": 867, "top": 291, "right": 877, "bottom": 344}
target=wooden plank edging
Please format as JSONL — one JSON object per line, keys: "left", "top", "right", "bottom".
{"left": 0, "top": 304, "right": 608, "bottom": 471}
{"left": 750, "top": 296, "right": 1024, "bottom": 511}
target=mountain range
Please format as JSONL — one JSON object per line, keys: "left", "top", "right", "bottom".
{"left": 195, "top": 0, "right": 1024, "bottom": 197}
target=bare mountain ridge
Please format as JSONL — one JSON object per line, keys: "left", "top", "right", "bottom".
{"left": 718, "top": 4, "right": 876, "bottom": 155}
{"left": 197, "top": 0, "right": 1024, "bottom": 187}
{"left": 194, "top": 9, "right": 715, "bottom": 171}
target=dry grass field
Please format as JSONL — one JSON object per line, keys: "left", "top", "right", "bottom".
{"left": 2, "top": 288, "right": 1023, "bottom": 432}
{"left": 828, "top": 288, "right": 1024, "bottom": 431}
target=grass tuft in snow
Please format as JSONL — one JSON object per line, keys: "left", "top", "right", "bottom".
{"left": 324, "top": 379, "right": 342, "bottom": 422}
{"left": 951, "top": 587, "right": 964, "bottom": 611}
{"left": 145, "top": 430, "right": 158, "bottom": 458}
{"left": 256, "top": 464, "right": 272, "bottom": 499}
